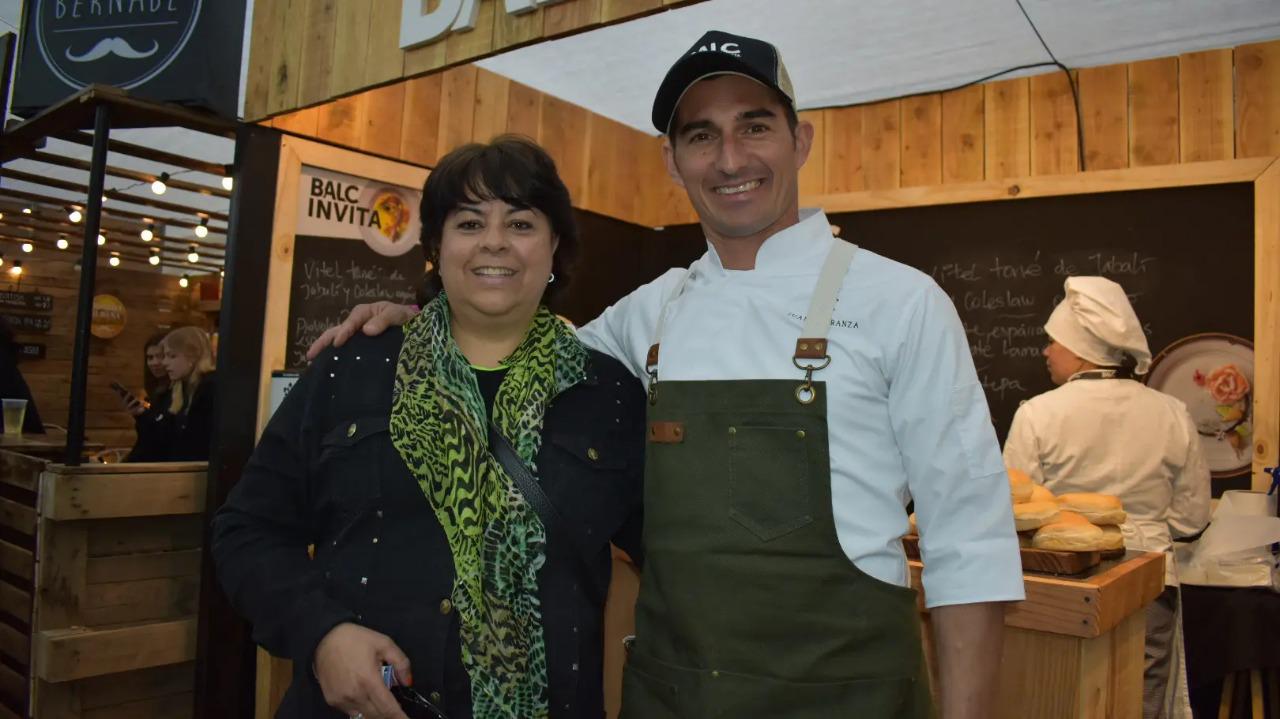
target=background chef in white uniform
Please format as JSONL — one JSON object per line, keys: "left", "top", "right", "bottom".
{"left": 1003, "top": 276, "right": 1211, "bottom": 719}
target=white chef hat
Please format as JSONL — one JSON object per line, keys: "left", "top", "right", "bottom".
{"left": 1044, "top": 276, "right": 1152, "bottom": 375}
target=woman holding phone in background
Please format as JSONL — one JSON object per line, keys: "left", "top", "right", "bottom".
{"left": 126, "top": 326, "right": 217, "bottom": 462}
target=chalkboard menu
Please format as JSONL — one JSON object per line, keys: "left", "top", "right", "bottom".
{"left": 285, "top": 235, "right": 426, "bottom": 369}
{"left": 0, "top": 313, "right": 52, "bottom": 333}
{"left": 832, "top": 183, "right": 1254, "bottom": 442}
{"left": 0, "top": 291, "right": 52, "bottom": 312}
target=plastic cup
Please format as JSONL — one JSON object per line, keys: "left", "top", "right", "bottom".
{"left": 2, "top": 399, "right": 27, "bottom": 437}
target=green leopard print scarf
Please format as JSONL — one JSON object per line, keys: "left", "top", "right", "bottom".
{"left": 390, "top": 294, "right": 587, "bottom": 719}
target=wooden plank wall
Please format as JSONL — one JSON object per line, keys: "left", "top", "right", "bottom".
{"left": 0, "top": 451, "right": 44, "bottom": 719}
{"left": 268, "top": 65, "right": 694, "bottom": 228}
{"left": 5, "top": 254, "right": 212, "bottom": 452}
{"left": 30, "top": 464, "right": 206, "bottom": 718}
{"left": 266, "top": 39, "right": 1280, "bottom": 230}
{"left": 245, "top": 0, "right": 703, "bottom": 121}
{"left": 799, "top": 40, "right": 1280, "bottom": 207}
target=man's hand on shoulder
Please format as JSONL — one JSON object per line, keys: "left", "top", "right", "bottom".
{"left": 305, "top": 301, "right": 420, "bottom": 361}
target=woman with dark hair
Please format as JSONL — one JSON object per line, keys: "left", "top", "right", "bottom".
{"left": 0, "top": 318, "right": 44, "bottom": 434}
{"left": 213, "top": 136, "right": 644, "bottom": 719}
{"left": 127, "top": 326, "right": 217, "bottom": 462}
{"left": 141, "top": 330, "right": 171, "bottom": 403}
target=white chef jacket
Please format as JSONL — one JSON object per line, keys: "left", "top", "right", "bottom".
{"left": 578, "top": 209, "right": 1025, "bottom": 608}
{"left": 1003, "top": 378, "right": 1212, "bottom": 585}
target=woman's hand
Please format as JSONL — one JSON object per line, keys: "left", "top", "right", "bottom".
{"left": 305, "top": 302, "right": 420, "bottom": 362}
{"left": 314, "top": 623, "right": 414, "bottom": 719}
{"left": 125, "top": 399, "right": 148, "bottom": 417}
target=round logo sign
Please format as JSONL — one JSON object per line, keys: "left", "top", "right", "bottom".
{"left": 358, "top": 185, "right": 420, "bottom": 258}
{"left": 33, "top": 0, "right": 203, "bottom": 91}
{"left": 90, "top": 294, "right": 127, "bottom": 339}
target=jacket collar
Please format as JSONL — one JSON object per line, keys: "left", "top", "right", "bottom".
{"left": 693, "top": 208, "right": 836, "bottom": 280}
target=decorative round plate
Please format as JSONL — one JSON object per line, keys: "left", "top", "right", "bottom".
{"left": 1146, "top": 333, "right": 1254, "bottom": 478}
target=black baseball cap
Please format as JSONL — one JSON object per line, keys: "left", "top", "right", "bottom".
{"left": 651, "top": 30, "right": 796, "bottom": 134}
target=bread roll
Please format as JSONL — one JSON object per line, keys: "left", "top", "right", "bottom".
{"left": 1013, "top": 501, "right": 1061, "bottom": 532}
{"left": 907, "top": 512, "right": 918, "bottom": 536}
{"left": 1028, "top": 484, "right": 1055, "bottom": 504}
{"left": 1032, "top": 511, "right": 1107, "bottom": 551}
{"left": 1056, "top": 493, "right": 1127, "bottom": 526}
{"left": 1098, "top": 525, "right": 1125, "bottom": 551}
{"left": 1008, "top": 467, "right": 1034, "bottom": 504}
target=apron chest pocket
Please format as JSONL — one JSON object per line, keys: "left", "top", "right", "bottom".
{"left": 727, "top": 424, "right": 814, "bottom": 541}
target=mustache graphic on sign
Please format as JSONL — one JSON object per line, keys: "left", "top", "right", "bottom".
{"left": 65, "top": 37, "right": 160, "bottom": 63}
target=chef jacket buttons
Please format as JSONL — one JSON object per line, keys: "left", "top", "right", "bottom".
{"left": 796, "top": 430, "right": 806, "bottom": 439}
{"left": 439, "top": 598, "right": 454, "bottom": 615}
{"left": 587, "top": 448, "right": 599, "bottom": 461}
{"left": 711, "top": 670, "right": 721, "bottom": 678}
{"left": 430, "top": 692, "right": 443, "bottom": 704}
{"left": 728, "top": 427, "right": 736, "bottom": 436}
{"left": 360, "top": 576, "right": 368, "bottom": 585}
{"left": 347, "top": 423, "right": 357, "bottom": 438}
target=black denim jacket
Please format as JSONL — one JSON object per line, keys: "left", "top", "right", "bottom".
{"left": 212, "top": 330, "right": 645, "bottom": 718}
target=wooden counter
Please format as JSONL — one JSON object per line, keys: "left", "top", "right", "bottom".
{"left": 0, "top": 450, "right": 207, "bottom": 719}
{"left": 912, "top": 551, "right": 1166, "bottom": 719}
{"left": 0, "top": 430, "right": 105, "bottom": 462}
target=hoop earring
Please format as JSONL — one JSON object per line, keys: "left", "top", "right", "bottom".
{"left": 548, "top": 273, "right": 556, "bottom": 284}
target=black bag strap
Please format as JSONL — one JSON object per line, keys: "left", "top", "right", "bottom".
{"left": 488, "top": 421, "right": 607, "bottom": 606}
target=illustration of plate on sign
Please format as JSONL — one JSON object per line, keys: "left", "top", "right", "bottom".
{"left": 1146, "top": 333, "right": 1254, "bottom": 478}
{"left": 358, "top": 185, "right": 419, "bottom": 257}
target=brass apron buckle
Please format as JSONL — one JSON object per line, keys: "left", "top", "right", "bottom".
{"left": 792, "top": 354, "right": 831, "bottom": 405}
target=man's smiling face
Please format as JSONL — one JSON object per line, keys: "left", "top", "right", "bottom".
{"left": 664, "top": 74, "right": 812, "bottom": 251}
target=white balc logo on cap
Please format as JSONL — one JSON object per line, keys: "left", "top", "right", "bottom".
{"left": 691, "top": 42, "right": 741, "bottom": 57}
{"left": 400, "top": 0, "right": 565, "bottom": 49}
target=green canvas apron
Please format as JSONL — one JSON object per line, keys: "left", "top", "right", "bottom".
{"left": 620, "top": 240, "right": 933, "bottom": 719}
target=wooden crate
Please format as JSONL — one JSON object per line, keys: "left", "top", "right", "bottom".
{"left": 0, "top": 451, "right": 47, "bottom": 719}
{"left": 25, "top": 462, "right": 207, "bottom": 719}
{"left": 911, "top": 551, "right": 1165, "bottom": 718}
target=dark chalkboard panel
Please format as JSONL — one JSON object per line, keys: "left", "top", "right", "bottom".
{"left": 831, "top": 183, "right": 1254, "bottom": 443}
{"left": 285, "top": 235, "right": 425, "bottom": 369}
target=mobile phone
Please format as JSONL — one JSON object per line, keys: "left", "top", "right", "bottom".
{"left": 109, "top": 381, "right": 149, "bottom": 410}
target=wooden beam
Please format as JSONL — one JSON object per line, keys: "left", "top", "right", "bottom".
{"left": 1253, "top": 158, "right": 1280, "bottom": 490}
{"left": 1078, "top": 64, "right": 1129, "bottom": 171}
{"left": 941, "top": 85, "right": 985, "bottom": 184}
{"left": 0, "top": 498, "right": 35, "bottom": 538}
{"left": 0, "top": 451, "right": 46, "bottom": 493}
{"left": 0, "top": 188, "right": 228, "bottom": 233}
{"left": 437, "top": 65, "right": 480, "bottom": 158}
{"left": 863, "top": 100, "right": 902, "bottom": 190}
{"left": 984, "top": 77, "right": 1030, "bottom": 180}
{"left": 82, "top": 575, "right": 200, "bottom": 627}
{"left": 85, "top": 550, "right": 202, "bottom": 585}
{"left": 40, "top": 472, "right": 206, "bottom": 521}
{"left": 0, "top": 170, "right": 229, "bottom": 224}
{"left": 86, "top": 516, "right": 203, "bottom": 558}
{"left": 35, "top": 618, "right": 197, "bottom": 683}
{"left": 1180, "top": 48, "right": 1235, "bottom": 162}
{"left": 26, "top": 153, "right": 230, "bottom": 199}
{"left": 797, "top": 110, "right": 826, "bottom": 198}
{"left": 1030, "top": 71, "right": 1079, "bottom": 175}
{"left": 78, "top": 662, "right": 193, "bottom": 710}
{"left": 1128, "top": 57, "right": 1180, "bottom": 167}
{"left": 824, "top": 105, "right": 865, "bottom": 193}
{"left": 36, "top": 521, "right": 87, "bottom": 631}
{"left": 804, "top": 157, "right": 1273, "bottom": 213}
{"left": 53, "top": 134, "right": 228, "bottom": 178}
{"left": 0, "top": 541, "right": 33, "bottom": 583}
{"left": 900, "top": 95, "right": 943, "bottom": 187}
{"left": 1236, "top": 40, "right": 1280, "bottom": 158}
{"left": 298, "top": 0, "right": 340, "bottom": 108}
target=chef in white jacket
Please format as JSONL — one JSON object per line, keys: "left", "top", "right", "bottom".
{"left": 1003, "top": 276, "right": 1210, "bottom": 719}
